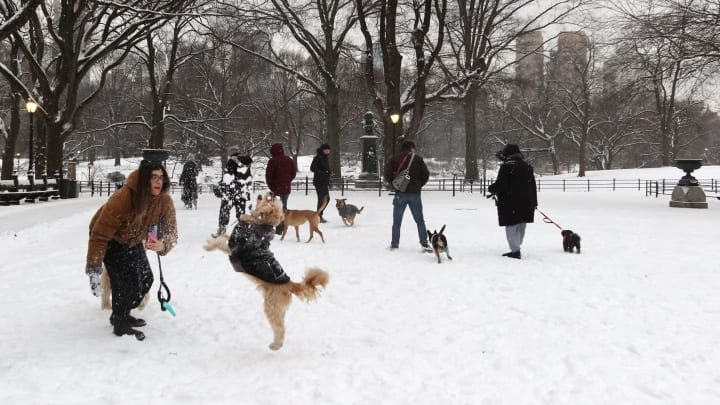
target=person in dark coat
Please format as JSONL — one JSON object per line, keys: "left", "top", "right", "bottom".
{"left": 487, "top": 144, "right": 538, "bottom": 259}
{"left": 265, "top": 143, "right": 296, "bottom": 234}
{"left": 309, "top": 143, "right": 332, "bottom": 222}
{"left": 213, "top": 154, "right": 253, "bottom": 237}
{"left": 179, "top": 158, "right": 198, "bottom": 209}
{"left": 383, "top": 140, "right": 431, "bottom": 251}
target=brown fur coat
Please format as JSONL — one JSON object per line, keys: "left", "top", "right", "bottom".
{"left": 86, "top": 170, "right": 177, "bottom": 268}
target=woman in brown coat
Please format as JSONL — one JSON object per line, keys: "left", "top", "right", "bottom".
{"left": 85, "top": 159, "right": 177, "bottom": 340}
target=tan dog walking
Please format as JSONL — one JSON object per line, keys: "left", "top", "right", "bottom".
{"left": 281, "top": 195, "right": 329, "bottom": 242}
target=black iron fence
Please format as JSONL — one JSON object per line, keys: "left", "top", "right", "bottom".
{"left": 75, "top": 175, "right": 720, "bottom": 199}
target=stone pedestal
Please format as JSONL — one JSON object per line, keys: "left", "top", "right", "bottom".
{"left": 356, "top": 134, "right": 380, "bottom": 189}
{"left": 670, "top": 186, "right": 708, "bottom": 208}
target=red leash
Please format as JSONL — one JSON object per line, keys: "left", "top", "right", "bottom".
{"left": 536, "top": 208, "right": 563, "bottom": 230}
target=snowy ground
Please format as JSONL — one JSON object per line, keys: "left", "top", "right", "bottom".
{"left": 1, "top": 165, "right": 720, "bottom": 405}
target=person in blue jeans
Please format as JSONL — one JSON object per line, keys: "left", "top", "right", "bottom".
{"left": 383, "top": 140, "right": 432, "bottom": 251}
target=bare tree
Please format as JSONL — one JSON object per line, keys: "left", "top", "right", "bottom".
{"left": 0, "top": 0, "right": 200, "bottom": 176}
{"left": 607, "top": 0, "right": 717, "bottom": 165}
{"left": 441, "top": 0, "right": 588, "bottom": 180}
{"left": 213, "top": 0, "right": 358, "bottom": 177}
{"left": 356, "top": 0, "right": 448, "bottom": 161}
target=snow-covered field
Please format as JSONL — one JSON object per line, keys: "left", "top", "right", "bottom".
{"left": 1, "top": 163, "right": 719, "bottom": 404}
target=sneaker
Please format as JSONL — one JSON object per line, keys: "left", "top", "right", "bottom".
{"left": 388, "top": 245, "right": 399, "bottom": 250}
{"left": 420, "top": 242, "right": 433, "bottom": 253}
{"left": 320, "top": 217, "right": 328, "bottom": 223}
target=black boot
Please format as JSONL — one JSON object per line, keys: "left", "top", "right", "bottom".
{"left": 127, "top": 315, "right": 146, "bottom": 327}
{"left": 113, "top": 323, "right": 145, "bottom": 340}
{"left": 111, "top": 312, "right": 145, "bottom": 340}
{"left": 504, "top": 251, "right": 521, "bottom": 259}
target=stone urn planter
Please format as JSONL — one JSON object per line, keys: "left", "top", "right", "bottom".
{"left": 670, "top": 158, "right": 707, "bottom": 208}
{"left": 675, "top": 158, "right": 702, "bottom": 186}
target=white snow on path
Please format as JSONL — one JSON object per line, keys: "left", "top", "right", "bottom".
{"left": 1, "top": 166, "right": 720, "bottom": 404}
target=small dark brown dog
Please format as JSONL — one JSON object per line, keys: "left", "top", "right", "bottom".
{"left": 427, "top": 225, "right": 452, "bottom": 264}
{"left": 335, "top": 198, "right": 364, "bottom": 227}
{"left": 561, "top": 229, "right": 581, "bottom": 254}
{"left": 281, "top": 196, "right": 328, "bottom": 243}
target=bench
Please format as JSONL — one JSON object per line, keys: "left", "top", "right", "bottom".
{"left": 0, "top": 175, "right": 61, "bottom": 205}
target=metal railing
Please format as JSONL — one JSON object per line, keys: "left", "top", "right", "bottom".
{"left": 75, "top": 176, "right": 720, "bottom": 198}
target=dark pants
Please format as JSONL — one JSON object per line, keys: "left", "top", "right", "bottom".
{"left": 314, "top": 182, "right": 329, "bottom": 218}
{"left": 219, "top": 199, "right": 248, "bottom": 227}
{"left": 104, "top": 240, "right": 154, "bottom": 327}
{"left": 275, "top": 194, "right": 289, "bottom": 233}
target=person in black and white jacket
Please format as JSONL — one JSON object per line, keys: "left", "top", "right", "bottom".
{"left": 213, "top": 153, "right": 253, "bottom": 237}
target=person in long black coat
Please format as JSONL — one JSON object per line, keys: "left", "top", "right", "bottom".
{"left": 487, "top": 144, "right": 537, "bottom": 259}
{"left": 179, "top": 159, "right": 198, "bottom": 209}
{"left": 310, "top": 144, "right": 332, "bottom": 222}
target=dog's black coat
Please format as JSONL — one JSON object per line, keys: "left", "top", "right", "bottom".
{"left": 228, "top": 221, "right": 290, "bottom": 284}
{"left": 561, "top": 230, "right": 581, "bottom": 254}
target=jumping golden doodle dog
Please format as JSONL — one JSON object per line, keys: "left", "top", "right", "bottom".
{"left": 100, "top": 267, "right": 149, "bottom": 311}
{"left": 281, "top": 195, "right": 328, "bottom": 243}
{"left": 427, "top": 225, "right": 452, "bottom": 264}
{"left": 204, "top": 193, "right": 329, "bottom": 350}
{"left": 335, "top": 198, "right": 364, "bottom": 227}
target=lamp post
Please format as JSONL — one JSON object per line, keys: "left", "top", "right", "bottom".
{"left": 26, "top": 100, "right": 38, "bottom": 182}
{"left": 87, "top": 161, "right": 94, "bottom": 184}
{"left": 15, "top": 152, "right": 20, "bottom": 170}
{"left": 390, "top": 112, "right": 400, "bottom": 156}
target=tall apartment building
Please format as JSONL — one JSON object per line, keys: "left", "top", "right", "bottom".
{"left": 513, "top": 31, "right": 545, "bottom": 101}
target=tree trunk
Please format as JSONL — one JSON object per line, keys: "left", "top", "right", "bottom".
{"left": 325, "top": 82, "right": 342, "bottom": 178}
{"left": 1, "top": 93, "right": 21, "bottom": 180}
{"left": 463, "top": 88, "right": 479, "bottom": 182}
{"left": 45, "top": 121, "right": 64, "bottom": 177}
{"left": 149, "top": 106, "right": 165, "bottom": 149}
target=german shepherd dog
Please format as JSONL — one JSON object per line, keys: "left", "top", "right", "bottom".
{"left": 204, "top": 193, "right": 329, "bottom": 350}
{"left": 281, "top": 195, "right": 328, "bottom": 243}
{"left": 335, "top": 198, "right": 364, "bottom": 227}
{"left": 427, "top": 225, "right": 452, "bottom": 264}
{"left": 561, "top": 230, "right": 582, "bottom": 254}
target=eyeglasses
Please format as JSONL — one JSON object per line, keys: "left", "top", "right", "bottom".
{"left": 151, "top": 175, "right": 165, "bottom": 182}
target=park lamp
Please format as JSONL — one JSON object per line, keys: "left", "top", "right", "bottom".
{"left": 390, "top": 112, "right": 400, "bottom": 124}
{"left": 26, "top": 100, "right": 38, "bottom": 114}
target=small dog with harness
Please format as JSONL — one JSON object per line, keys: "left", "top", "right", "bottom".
{"left": 427, "top": 225, "right": 452, "bottom": 264}
{"left": 561, "top": 230, "right": 581, "bottom": 254}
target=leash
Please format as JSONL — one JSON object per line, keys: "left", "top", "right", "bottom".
{"left": 536, "top": 208, "right": 563, "bottom": 230}
{"left": 156, "top": 253, "right": 176, "bottom": 317}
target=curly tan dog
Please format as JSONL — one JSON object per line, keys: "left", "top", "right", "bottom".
{"left": 204, "top": 193, "right": 329, "bottom": 350}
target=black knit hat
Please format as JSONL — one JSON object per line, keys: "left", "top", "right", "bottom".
{"left": 502, "top": 144, "right": 521, "bottom": 156}
{"left": 319, "top": 143, "right": 331, "bottom": 151}
{"left": 238, "top": 155, "right": 253, "bottom": 165}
